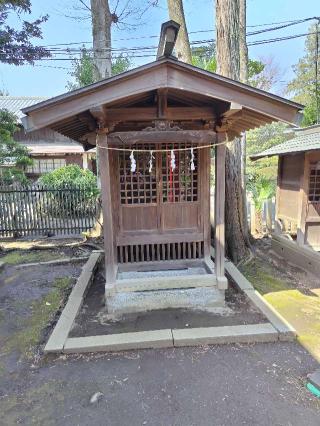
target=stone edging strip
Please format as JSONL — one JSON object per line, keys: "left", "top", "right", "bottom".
{"left": 62, "top": 323, "right": 279, "bottom": 353}
{"left": 15, "top": 255, "right": 90, "bottom": 269}
{"left": 44, "top": 250, "right": 103, "bottom": 353}
{"left": 218, "top": 251, "right": 297, "bottom": 342}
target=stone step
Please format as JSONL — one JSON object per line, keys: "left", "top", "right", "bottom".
{"left": 106, "top": 287, "right": 225, "bottom": 317}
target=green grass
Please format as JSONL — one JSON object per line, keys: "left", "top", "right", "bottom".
{"left": 3, "top": 277, "right": 73, "bottom": 359}
{"left": 1, "top": 250, "right": 62, "bottom": 265}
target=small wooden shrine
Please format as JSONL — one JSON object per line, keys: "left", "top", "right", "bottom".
{"left": 21, "top": 22, "right": 303, "bottom": 312}
{"left": 251, "top": 124, "right": 320, "bottom": 251}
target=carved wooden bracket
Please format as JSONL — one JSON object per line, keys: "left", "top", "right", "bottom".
{"left": 143, "top": 120, "right": 182, "bottom": 132}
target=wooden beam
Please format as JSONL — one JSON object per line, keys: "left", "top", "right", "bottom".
{"left": 77, "top": 111, "right": 97, "bottom": 131}
{"left": 90, "top": 106, "right": 107, "bottom": 126}
{"left": 157, "top": 88, "right": 168, "bottom": 119}
{"left": 104, "top": 106, "right": 216, "bottom": 122}
{"left": 215, "top": 133, "right": 228, "bottom": 290}
{"left": 222, "top": 102, "right": 243, "bottom": 119}
{"left": 98, "top": 134, "right": 117, "bottom": 289}
{"left": 104, "top": 130, "right": 217, "bottom": 146}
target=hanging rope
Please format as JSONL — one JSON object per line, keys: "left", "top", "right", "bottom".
{"left": 129, "top": 150, "right": 136, "bottom": 172}
{"left": 190, "top": 147, "right": 195, "bottom": 171}
{"left": 148, "top": 150, "right": 155, "bottom": 173}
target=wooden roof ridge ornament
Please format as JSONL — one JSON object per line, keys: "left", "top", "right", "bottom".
{"left": 156, "top": 20, "right": 180, "bottom": 60}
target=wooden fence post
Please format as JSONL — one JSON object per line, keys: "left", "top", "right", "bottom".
{"left": 266, "top": 199, "right": 273, "bottom": 235}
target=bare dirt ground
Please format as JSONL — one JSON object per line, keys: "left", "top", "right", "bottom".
{"left": 0, "top": 240, "right": 319, "bottom": 425}
{"left": 70, "top": 264, "right": 267, "bottom": 337}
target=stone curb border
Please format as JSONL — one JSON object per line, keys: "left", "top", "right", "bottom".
{"left": 44, "top": 250, "right": 103, "bottom": 353}
{"left": 14, "top": 255, "right": 90, "bottom": 269}
{"left": 212, "top": 248, "right": 297, "bottom": 342}
{"left": 44, "top": 249, "right": 296, "bottom": 354}
{"left": 271, "top": 234, "right": 320, "bottom": 277}
{"left": 63, "top": 323, "right": 279, "bottom": 353}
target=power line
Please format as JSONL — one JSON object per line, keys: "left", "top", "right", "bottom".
{"left": 25, "top": 16, "right": 320, "bottom": 50}
{"left": 2, "top": 21, "right": 319, "bottom": 64}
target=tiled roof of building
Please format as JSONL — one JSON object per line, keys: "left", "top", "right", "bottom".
{"left": 0, "top": 96, "right": 47, "bottom": 122}
{"left": 250, "top": 125, "right": 320, "bottom": 160}
{"left": 24, "top": 141, "right": 84, "bottom": 155}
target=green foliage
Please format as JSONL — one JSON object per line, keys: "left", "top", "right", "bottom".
{"left": 39, "top": 164, "right": 98, "bottom": 192}
{"left": 66, "top": 48, "right": 94, "bottom": 91}
{"left": 246, "top": 122, "right": 289, "bottom": 181}
{"left": 67, "top": 48, "right": 132, "bottom": 90}
{"left": 39, "top": 165, "right": 99, "bottom": 216}
{"left": 0, "top": 108, "right": 32, "bottom": 184}
{"left": 112, "top": 55, "right": 131, "bottom": 76}
{"left": 287, "top": 24, "right": 320, "bottom": 126}
{"left": 247, "top": 174, "right": 275, "bottom": 212}
{"left": 192, "top": 44, "right": 217, "bottom": 72}
{"left": 191, "top": 44, "right": 273, "bottom": 90}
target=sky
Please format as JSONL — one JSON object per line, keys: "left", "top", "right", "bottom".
{"left": 0, "top": 0, "right": 319, "bottom": 98}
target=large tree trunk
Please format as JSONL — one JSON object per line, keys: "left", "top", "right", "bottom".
{"left": 216, "top": 0, "right": 250, "bottom": 263}
{"left": 167, "top": 0, "right": 192, "bottom": 63}
{"left": 239, "top": 0, "right": 250, "bottom": 245}
{"left": 239, "top": 0, "right": 248, "bottom": 84}
{"left": 90, "top": 0, "right": 112, "bottom": 81}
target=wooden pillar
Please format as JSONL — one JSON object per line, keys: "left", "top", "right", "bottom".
{"left": 97, "top": 134, "right": 117, "bottom": 293}
{"left": 297, "top": 153, "right": 310, "bottom": 246}
{"left": 274, "top": 156, "right": 283, "bottom": 234}
{"left": 215, "top": 134, "right": 228, "bottom": 290}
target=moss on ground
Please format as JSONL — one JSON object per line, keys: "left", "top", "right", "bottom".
{"left": 240, "top": 258, "right": 320, "bottom": 362}
{"left": 3, "top": 277, "right": 73, "bottom": 359}
{"left": 239, "top": 258, "right": 291, "bottom": 295}
{"left": 0, "top": 250, "right": 62, "bottom": 265}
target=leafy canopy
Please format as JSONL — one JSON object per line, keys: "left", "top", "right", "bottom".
{"left": 0, "top": 108, "right": 32, "bottom": 184}
{"left": 287, "top": 24, "right": 320, "bottom": 126}
{"left": 0, "top": 0, "right": 50, "bottom": 65}
{"left": 191, "top": 44, "right": 278, "bottom": 91}
{"left": 67, "top": 48, "right": 132, "bottom": 90}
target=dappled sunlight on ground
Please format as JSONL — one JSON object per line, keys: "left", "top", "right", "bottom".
{"left": 265, "top": 289, "right": 320, "bottom": 362}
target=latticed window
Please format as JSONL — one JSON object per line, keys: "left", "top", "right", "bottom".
{"left": 162, "top": 143, "right": 198, "bottom": 203}
{"left": 27, "top": 158, "right": 66, "bottom": 174}
{"left": 309, "top": 163, "right": 320, "bottom": 202}
{"left": 119, "top": 144, "right": 157, "bottom": 205}
{"left": 118, "top": 143, "right": 198, "bottom": 205}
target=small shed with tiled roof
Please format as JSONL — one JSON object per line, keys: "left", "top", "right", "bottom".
{"left": 0, "top": 96, "right": 93, "bottom": 177}
{"left": 251, "top": 125, "right": 320, "bottom": 250}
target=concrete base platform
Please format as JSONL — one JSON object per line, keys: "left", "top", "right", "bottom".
{"left": 106, "top": 287, "right": 225, "bottom": 318}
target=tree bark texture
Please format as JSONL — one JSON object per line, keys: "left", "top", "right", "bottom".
{"left": 216, "top": 0, "right": 250, "bottom": 263}
{"left": 215, "top": 0, "right": 240, "bottom": 79}
{"left": 239, "top": 0, "right": 250, "bottom": 247}
{"left": 239, "top": 0, "right": 248, "bottom": 84}
{"left": 90, "top": 0, "right": 112, "bottom": 81}
{"left": 167, "top": 0, "right": 192, "bottom": 63}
